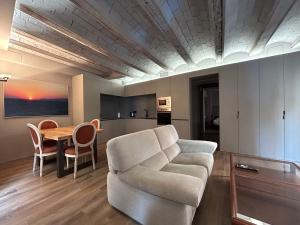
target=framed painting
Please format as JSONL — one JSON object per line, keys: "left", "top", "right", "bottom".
{"left": 4, "top": 79, "right": 69, "bottom": 117}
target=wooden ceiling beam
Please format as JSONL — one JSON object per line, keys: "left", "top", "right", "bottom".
{"left": 11, "top": 29, "right": 111, "bottom": 74}
{"left": 135, "top": 0, "right": 195, "bottom": 65}
{"left": 10, "top": 29, "right": 138, "bottom": 78}
{"left": 208, "top": 0, "right": 224, "bottom": 58}
{"left": 12, "top": 29, "right": 140, "bottom": 79}
{"left": 9, "top": 40, "right": 109, "bottom": 77}
{"left": 69, "top": 0, "right": 171, "bottom": 71}
{"left": 18, "top": 4, "right": 149, "bottom": 75}
{"left": 251, "top": 0, "right": 296, "bottom": 54}
{"left": 291, "top": 36, "right": 300, "bottom": 48}
{"left": 0, "top": 0, "right": 16, "bottom": 50}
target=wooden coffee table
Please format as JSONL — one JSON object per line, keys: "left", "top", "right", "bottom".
{"left": 230, "top": 153, "right": 300, "bottom": 225}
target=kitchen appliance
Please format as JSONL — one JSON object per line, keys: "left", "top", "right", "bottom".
{"left": 157, "top": 112, "right": 171, "bottom": 125}
{"left": 157, "top": 96, "right": 172, "bottom": 125}
{"left": 157, "top": 96, "right": 171, "bottom": 112}
{"left": 129, "top": 111, "right": 136, "bottom": 117}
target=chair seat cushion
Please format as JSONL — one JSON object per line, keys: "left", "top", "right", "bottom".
{"left": 35, "top": 140, "right": 57, "bottom": 154}
{"left": 171, "top": 153, "right": 214, "bottom": 175}
{"left": 65, "top": 146, "right": 92, "bottom": 155}
{"left": 161, "top": 163, "right": 208, "bottom": 181}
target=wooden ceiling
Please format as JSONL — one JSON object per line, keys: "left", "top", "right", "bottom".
{"left": 8, "top": 0, "right": 300, "bottom": 84}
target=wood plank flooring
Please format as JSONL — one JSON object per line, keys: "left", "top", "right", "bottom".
{"left": 0, "top": 146, "right": 231, "bottom": 225}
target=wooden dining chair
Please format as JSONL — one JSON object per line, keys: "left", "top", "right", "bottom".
{"left": 27, "top": 123, "right": 58, "bottom": 177}
{"left": 38, "top": 120, "right": 59, "bottom": 130}
{"left": 38, "top": 120, "right": 73, "bottom": 146}
{"left": 90, "top": 118, "right": 100, "bottom": 129}
{"left": 64, "top": 123, "right": 96, "bottom": 179}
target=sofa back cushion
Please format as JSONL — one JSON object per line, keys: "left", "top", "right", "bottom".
{"left": 163, "top": 144, "right": 181, "bottom": 161}
{"left": 140, "top": 151, "right": 169, "bottom": 170}
{"left": 154, "top": 125, "right": 181, "bottom": 161}
{"left": 107, "top": 129, "right": 162, "bottom": 172}
{"left": 154, "top": 125, "right": 179, "bottom": 150}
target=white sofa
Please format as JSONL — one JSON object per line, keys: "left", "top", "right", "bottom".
{"left": 106, "top": 125, "right": 217, "bottom": 225}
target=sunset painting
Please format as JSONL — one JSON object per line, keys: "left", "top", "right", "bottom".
{"left": 4, "top": 79, "right": 68, "bottom": 117}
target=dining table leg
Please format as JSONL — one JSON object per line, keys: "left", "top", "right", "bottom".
{"left": 93, "top": 136, "right": 98, "bottom": 163}
{"left": 56, "top": 140, "right": 65, "bottom": 178}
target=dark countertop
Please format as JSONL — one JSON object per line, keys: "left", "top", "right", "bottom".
{"left": 101, "top": 117, "right": 157, "bottom": 121}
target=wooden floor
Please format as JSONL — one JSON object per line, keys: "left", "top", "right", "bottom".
{"left": 0, "top": 146, "right": 231, "bottom": 225}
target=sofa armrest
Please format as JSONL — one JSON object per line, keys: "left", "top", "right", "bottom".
{"left": 177, "top": 139, "right": 217, "bottom": 154}
{"left": 119, "top": 165, "right": 204, "bottom": 207}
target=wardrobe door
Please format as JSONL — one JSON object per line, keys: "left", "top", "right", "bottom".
{"left": 284, "top": 52, "right": 300, "bottom": 162}
{"left": 219, "top": 65, "right": 239, "bottom": 153}
{"left": 260, "top": 56, "right": 284, "bottom": 160}
{"left": 238, "top": 61, "right": 260, "bottom": 156}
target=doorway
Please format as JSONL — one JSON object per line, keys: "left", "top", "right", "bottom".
{"left": 190, "top": 75, "right": 219, "bottom": 146}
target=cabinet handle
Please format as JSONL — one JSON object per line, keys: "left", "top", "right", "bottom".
{"left": 237, "top": 111, "right": 239, "bottom": 119}
{"left": 283, "top": 110, "right": 286, "bottom": 120}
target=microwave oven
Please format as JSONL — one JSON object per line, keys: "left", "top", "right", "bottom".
{"left": 157, "top": 96, "right": 171, "bottom": 112}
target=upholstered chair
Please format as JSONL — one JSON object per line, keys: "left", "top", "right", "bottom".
{"left": 64, "top": 123, "right": 96, "bottom": 179}
{"left": 38, "top": 120, "right": 58, "bottom": 130}
{"left": 27, "top": 123, "right": 58, "bottom": 177}
{"left": 90, "top": 118, "right": 100, "bottom": 129}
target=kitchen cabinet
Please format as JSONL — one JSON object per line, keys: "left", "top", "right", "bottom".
{"left": 125, "top": 119, "right": 157, "bottom": 133}
{"left": 125, "top": 80, "right": 156, "bottom": 96}
{"left": 219, "top": 52, "right": 300, "bottom": 162}
{"left": 259, "top": 56, "right": 284, "bottom": 160}
{"left": 100, "top": 120, "right": 126, "bottom": 143}
{"left": 238, "top": 61, "right": 260, "bottom": 156}
{"left": 219, "top": 65, "right": 239, "bottom": 153}
{"left": 171, "top": 76, "right": 189, "bottom": 119}
{"left": 284, "top": 52, "right": 300, "bottom": 162}
{"left": 156, "top": 77, "right": 170, "bottom": 97}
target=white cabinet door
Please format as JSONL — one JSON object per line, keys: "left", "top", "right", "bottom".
{"left": 238, "top": 61, "right": 260, "bottom": 156}
{"left": 284, "top": 52, "right": 300, "bottom": 162}
{"left": 219, "top": 65, "right": 239, "bottom": 153}
{"left": 156, "top": 77, "right": 170, "bottom": 97}
{"left": 259, "top": 56, "right": 284, "bottom": 160}
{"left": 171, "top": 76, "right": 189, "bottom": 119}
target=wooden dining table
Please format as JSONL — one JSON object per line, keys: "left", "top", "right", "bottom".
{"left": 40, "top": 126, "right": 104, "bottom": 178}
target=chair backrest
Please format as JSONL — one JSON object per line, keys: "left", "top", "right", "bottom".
{"left": 72, "top": 123, "right": 96, "bottom": 155}
{"left": 27, "top": 123, "right": 42, "bottom": 154}
{"left": 38, "top": 120, "right": 58, "bottom": 130}
{"left": 90, "top": 118, "right": 100, "bottom": 129}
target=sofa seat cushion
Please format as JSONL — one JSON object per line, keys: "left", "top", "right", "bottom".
{"left": 161, "top": 163, "right": 208, "bottom": 181}
{"left": 171, "top": 153, "right": 214, "bottom": 175}
{"left": 119, "top": 165, "right": 205, "bottom": 207}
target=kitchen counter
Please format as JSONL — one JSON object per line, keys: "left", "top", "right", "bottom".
{"left": 101, "top": 117, "right": 157, "bottom": 121}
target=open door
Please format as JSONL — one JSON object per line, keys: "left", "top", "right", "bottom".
{"left": 190, "top": 74, "right": 219, "bottom": 147}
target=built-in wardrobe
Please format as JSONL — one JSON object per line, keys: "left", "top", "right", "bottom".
{"left": 220, "top": 52, "right": 300, "bottom": 162}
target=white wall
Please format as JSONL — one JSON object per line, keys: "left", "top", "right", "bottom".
{"left": 72, "top": 74, "right": 84, "bottom": 124}
{"left": 0, "top": 50, "right": 74, "bottom": 163}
